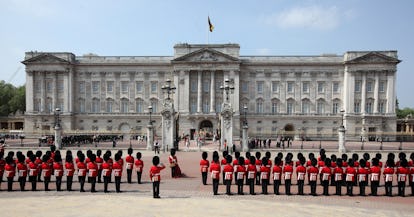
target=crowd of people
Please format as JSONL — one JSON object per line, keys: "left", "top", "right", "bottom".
{"left": 202, "top": 149, "right": 414, "bottom": 196}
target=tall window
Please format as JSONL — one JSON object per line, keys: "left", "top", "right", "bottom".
{"left": 107, "top": 81, "right": 114, "bottom": 93}
{"left": 215, "top": 100, "right": 222, "bottom": 113}
{"left": 241, "top": 81, "right": 248, "bottom": 93}
{"left": 379, "top": 101, "right": 386, "bottom": 113}
{"left": 34, "top": 99, "right": 41, "bottom": 112}
{"left": 355, "top": 80, "right": 361, "bottom": 92}
{"left": 57, "top": 100, "right": 64, "bottom": 112}
{"left": 332, "top": 102, "right": 339, "bottom": 114}
{"left": 79, "top": 82, "right": 85, "bottom": 93}
{"left": 191, "top": 80, "right": 197, "bottom": 93}
{"left": 367, "top": 81, "right": 373, "bottom": 92}
{"left": 317, "top": 82, "right": 325, "bottom": 93}
{"left": 92, "top": 81, "right": 100, "bottom": 94}
{"left": 333, "top": 82, "right": 339, "bottom": 93}
{"left": 46, "top": 99, "right": 52, "bottom": 113}
{"left": 106, "top": 100, "right": 113, "bottom": 113}
{"left": 190, "top": 97, "right": 197, "bottom": 113}
{"left": 317, "top": 101, "right": 325, "bottom": 114}
{"left": 136, "top": 81, "right": 143, "bottom": 93}
{"left": 121, "top": 81, "right": 129, "bottom": 94}
{"left": 203, "top": 99, "right": 209, "bottom": 113}
{"left": 46, "top": 80, "right": 53, "bottom": 92}
{"left": 272, "top": 82, "right": 279, "bottom": 93}
{"left": 34, "top": 81, "right": 41, "bottom": 93}
{"left": 203, "top": 80, "right": 210, "bottom": 92}
{"left": 354, "top": 101, "right": 361, "bottom": 113}
{"left": 79, "top": 99, "right": 85, "bottom": 113}
{"left": 379, "top": 81, "right": 386, "bottom": 92}
{"left": 287, "top": 102, "right": 294, "bottom": 115}
{"left": 271, "top": 101, "right": 278, "bottom": 114}
{"left": 151, "top": 82, "right": 158, "bottom": 93}
{"left": 92, "top": 99, "right": 100, "bottom": 113}
{"left": 257, "top": 81, "right": 264, "bottom": 93}
{"left": 366, "top": 101, "right": 373, "bottom": 114}
{"left": 256, "top": 99, "right": 263, "bottom": 113}
{"left": 151, "top": 100, "right": 157, "bottom": 113}
{"left": 302, "top": 82, "right": 309, "bottom": 93}
{"left": 302, "top": 100, "right": 310, "bottom": 114}
{"left": 57, "top": 80, "right": 64, "bottom": 93}
{"left": 135, "top": 99, "right": 143, "bottom": 113}
{"left": 287, "top": 82, "right": 294, "bottom": 93}
{"left": 121, "top": 99, "right": 129, "bottom": 113}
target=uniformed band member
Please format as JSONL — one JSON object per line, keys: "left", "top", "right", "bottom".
{"left": 77, "top": 153, "right": 87, "bottom": 192}
{"left": 283, "top": 156, "right": 293, "bottom": 195}
{"left": 333, "top": 158, "right": 343, "bottom": 195}
{"left": 383, "top": 159, "right": 395, "bottom": 196}
{"left": 17, "top": 154, "right": 27, "bottom": 191}
{"left": 53, "top": 153, "right": 64, "bottom": 191}
{"left": 296, "top": 157, "right": 306, "bottom": 195}
{"left": 358, "top": 159, "right": 369, "bottom": 196}
{"left": 236, "top": 156, "right": 245, "bottom": 195}
{"left": 247, "top": 156, "right": 256, "bottom": 195}
{"left": 102, "top": 153, "right": 112, "bottom": 193}
{"left": 0, "top": 152, "right": 5, "bottom": 190}
{"left": 321, "top": 158, "right": 331, "bottom": 196}
{"left": 200, "top": 152, "right": 209, "bottom": 185}
{"left": 35, "top": 151, "right": 42, "bottom": 182}
{"left": 125, "top": 148, "right": 134, "bottom": 184}
{"left": 233, "top": 152, "right": 240, "bottom": 185}
{"left": 370, "top": 158, "right": 381, "bottom": 196}
{"left": 41, "top": 155, "right": 51, "bottom": 191}
{"left": 345, "top": 159, "right": 356, "bottom": 196}
{"left": 113, "top": 153, "right": 122, "bottom": 193}
{"left": 95, "top": 150, "right": 103, "bottom": 183}
{"left": 223, "top": 155, "right": 234, "bottom": 195}
{"left": 87, "top": 154, "right": 98, "bottom": 192}
{"left": 308, "top": 158, "right": 318, "bottom": 196}
{"left": 5, "top": 155, "right": 15, "bottom": 191}
{"left": 135, "top": 152, "right": 144, "bottom": 184}
{"left": 65, "top": 154, "right": 75, "bottom": 191}
{"left": 28, "top": 154, "right": 38, "bottom": 191}
{"left": 210, "top": 152, "right": 221, "bottom": 195}
{"left": 149, "top": 156, "right": 166, "bottom": 198}
{"left": 255, "top": 152, "right": 262, "bottom": 185}
{"left": 260, "top": 157, "right": 270, "bottom": 195}
{"left": 397, "top": 159, "right": 409, "bottom": 197}
{"left": 272, "top": 157, "right": 282, "bottom": 195}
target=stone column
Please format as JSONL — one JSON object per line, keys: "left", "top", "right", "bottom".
{"left": 26, "top": 72, "right": 34, "bottom": 113}
{"left": 41, "top": 73, "right": 46, "bottom": 112}
{"left": 197, "top": 70, "right": 202, "bottom": 113}
{"left": 210, "top": 71, "right": 215, "bottom": 113}
{"left": 338, "top": 125, "right": 346, "bottom": 154}
{"left": 242, "top": 125, "right": 249, "bottom": 152}
{"left": 55, "top": 125, "right": 62, "bottom": 150}
{"left": 54, "top": 73, "right": 58, "bottom": 110}
{"left": 361, "top": 74, "right": 366, "bottom": 113}
{"left": 146, "top": 124, "right": 154, "bottom": 150}
{"left": 373, "top": 72, "right": 379, "bottom": 113}
{"left": 161, "top": 100, "right": 174, "bottom": 153}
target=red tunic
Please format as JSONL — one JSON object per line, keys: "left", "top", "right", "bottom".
{"left": 149, "top": 164, "right": 166, "bottom": 182}
{"left": 41, "top": 162, "right": 51, "bottom": 177}
{"left": 370, "top": 166, "right": 381, "bottom": 182}
{"left": 65, "top": 162, "right": 75, "bottom": 177}
{"left": 345, "top": 166, "right": 357, "bottom": 182}
{"left": 307, "top": 166, "right": 319, "bottom": 182}
{"left": 333, "top": 166, "right": 343, "bottom": 181}
{"left": 169, "top": 155, "right": 178, "bottom": 166}
{"left": 223, "top": 164, "right": 234, "bottom": 181}
{"left": 255, "top": 159, "right": 262, "bottom": 174}
{"left": 296, "top": 165, "right": 306, "bottom": 181}
{"left": 113, "top": 161, "right": 122, "bottom": 177}
{"left": 17, "top": 162, "right": 28, "bottom": 177}
{"left": 220, "top": 158, "right": 227, "bottom": 166}
{"left": 235, "top": 165, "right": 246, "bottom": 180}
{"left": 272, "top": 165, "right": 282, "bottom": 181}
{"left": 77, "top": 162, "right": 87, "bottom": 177}
{"left": 87, "top": 162, "right": 98, "bottom": 177}
{"left": 125, "top": 155, "right": 134, "bottom": 170}
{"left": 260, "top": 166, "right": 270, "bottom": 180}
{"left": 410, "top": 167, "right": 414, "bottom": 183}
{"left": 134, "top": 159, "right": 144, "bottom": 173}
{"left": 53, "top": 162, "right": 64, "bottom": 177}
{"left": 35, "top": 158, "right": 42, "bottom": 173}
{"left": 28, "top": 161, "right": 38, "bottom": 176}
{"left": 199, "top": 159, "right": 210, "bottom": 173}
{"left": 247, "top": 163, "right": 256, "bottom": 180}
{"left": 95, "top": 156, "right": 103, "bottom": 170}
{"left": 383, "top": 167, "right": 394, "bottom": 182}
{"left": 0, "top": 159, "right": 5, "bottom": 177}
{"left": 320, "top": 166, "right": 331, "bottom": 181}
{"left": 102, "top": 162, "right": 112, "bottom": 177}
{"left": 283, "top": 164, "right": 294, "bottom": 180}
{"left": 210, "top": 162, "right": 221, "bottom": 180}
{"left": 396, "top": 167, "right": 410, "bottom": 183}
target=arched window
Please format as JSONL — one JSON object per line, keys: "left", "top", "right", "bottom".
{"left": 121, "top": 98, "right": 129, "bottom": 113}
{"left": 92, "top": 98, "right": 100, "bottom": 113}
{"left": 271, "top": 98, "right": 280, "bottom": 114}
{"left": 106, "top": 98, "right": 114, "bottom": 113}
{"left": 256, "top": 98, "right": 264, "bottom": 113}
{"left": 301, "top": 99, "right": 310, "bottom": 114}
{"left": 151, "top": 99, "right": 158, "bottom": 113}
{"left": 317, "top": 99, "right": 325, "bottom": 114}
{"left": 286, "top": 98, "right": 295, "bottom": 115}
{"left": 135, "top": 98, "right": 143, "bottom": 113}
{"left": 79, "top": 98, "right": 85, "bottom": 113}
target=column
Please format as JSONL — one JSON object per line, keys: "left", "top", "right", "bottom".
{"left": 173, "top": 71, "right": 179, "bottom": 112}
{"left": 41, "top": 73, "right": 46, "bottom": 113}
{"left": 373, "top": 72, "right": 379, "bottom": 113}
{"left": 210, "top": 70, "right": 215, "bottom": 113}
{"left": 361, "top": 73, "right": 366, "bottom": 114}
{"left": 53, "top": 73, "right": 58, "bottom": 110}
{"left": 197, "top": 70, "right": 202, "bottom": 113}
{"left": 386, "top": 71, "right": 395, "bottom": 113}
{"left": 26, "top": 71, "right": 34, "bottom": 113}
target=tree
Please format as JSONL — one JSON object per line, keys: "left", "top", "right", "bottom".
{"left": 397, "top": 107, "right": 414, "bottom": 119}
{"left": 0, "top": 80, "right": 25, "bottom": 116}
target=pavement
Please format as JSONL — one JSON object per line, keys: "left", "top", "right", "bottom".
{"left": 1, "top": 140, "right": 414, "bottom": 216}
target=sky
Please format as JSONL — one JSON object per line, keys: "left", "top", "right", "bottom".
{"left": 1, "top": 0, "right": 414, "bottom": 108}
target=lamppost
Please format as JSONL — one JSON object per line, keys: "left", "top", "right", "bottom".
{"left": 242, "top": 105, "right": 249, "bottom": 151}
{"left": 161, "top": 78, "right": 176, "bottom": 153}
{"left": 161, "top": 79, "right": 176, "bottom": 100}
{"left": 220, "top": 78, "right": 235, "bottom": 102}
{"left": 300, "top": 128, "right": 304, "bottom": 150}
{"left": 220, "top": 78, "right": 235, "bottom": 151}
{"left": 54, "top": 108, "right": 62, "bottom": 150}
{"left": 338, "top": 109, "right": 346, "bottom": 154}
{"left": 146, "top": 106, "right": 154, "bottom": 151}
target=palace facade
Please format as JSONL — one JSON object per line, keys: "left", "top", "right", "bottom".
{"left": 22, "top": 43, "right": 400, "bottom": 141}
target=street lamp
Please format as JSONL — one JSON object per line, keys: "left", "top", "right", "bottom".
{"left": 55, "top": 108, "right": 61, "bottom": 128}
{"left": 161, "top": 79, "right": 176, "bottom": 100}
{"left": 243, "top": 105, "right": 248, "bottom": 127}
{"left": 220, "top": 78, "right": 235, "bottom": 102}
{"left": 54, "top": 107, "right": 62, "bottom": 149}
{"left": 148, "top": 105, "right": 153, "bottom": 125}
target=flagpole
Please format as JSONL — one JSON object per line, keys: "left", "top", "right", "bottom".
{"left": 207, "top": 14, "right": 209, "bottom": 45}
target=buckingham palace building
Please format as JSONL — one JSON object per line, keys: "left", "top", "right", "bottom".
{"left": 22, "top": 43, "right": 400, "bottom": 141}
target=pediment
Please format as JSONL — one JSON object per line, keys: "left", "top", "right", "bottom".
{"left": 22, "top": 53, "right": 71, "bottom": 65}
{"left": 172, "top": 48, "right": 239, "bottom": 63}
{"left": 346, "top": 52, "right": 400, "bottom": 64}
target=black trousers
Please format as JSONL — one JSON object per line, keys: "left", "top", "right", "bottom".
{"left": 248, "top": 178, "right": 255, "bottom": 195}
{"left": 18, "top": 177, "right": 26, "bottom": 191}
{"left": 7, "top": 177, "right": 13, "bottom": 191}
{"left": 137, "top": 172, "right": 142, "bottom": 184}
{"left": 66, "top": 176, "right": 73, "bottom": 191}
{"left": 359, "top": 181, "right": 366, "bottom": 196}
{"left": 335, "top": 180, "right": 342, "bottom": 195}
{"left": 237, "top": 179, "right": 244, "bottom": 194}
{"left": 285, "top": 179, "right": 292, "bottom": 195}
{"left": 115, "top": 176, "right": 121, "bottom": 192}
{"left": 309, "top": 181, "right": 317, "bottom": 196}
{"left": 103, "top": 176, "right": 110, "bottom": 192}
{"left": 346, "top": 181, "right": 354, "bottom": 196}
{"left": 152, "top": 181, "right": 160, "bottom": 197}
{"left": 79, "top": 176, "right": 85, "bottom": 192}
{"left": 37, "top": 170, "right": 42, "bottom": 182}
{"left": 127, "top": 169, "right": 132, "bottom": 184}
{"left": 297, "top": 180, "right": 304, "bottom": 195}
{"left": 385, "top": 181, "right": 393, "bottom": 196}
{"left": 261, "top": 179, "right": 269, "bottom": 194}
{"left": 225, "top": 180, "right": 232, "bottom": 195}
{"left": 370, "top": 181, "right": 379, "bottom": 196}
{"left": 171, "top": 167, "right": 176, "bottom": 178}
{"left": 201, "top": 172, "right": 207, "bottom": 185}
{"left": 212, "top": 179, "right": 219, "bottom": 195}
{"left": 90, "top": 176, "right": 96, "bottom": 192}
{"left": 44, "top": 176, "right": 50, "bottom": 191}
{"left": 410, "top": 182, "right": 414, "bottom": 196}
{"left": 273, "top": 179, "right": 281, "bottom": 195}
{"left": 55, "top": 176, "right": 62, "bottom": 191}
{"left": 398, "top": 181, "right": 406, "bottom": 196}
{"left": 256, "top": 172, "right": 261, "bottom": 185}
{"left": 29, "top": 176, "right": 37, "bottom": 191}
{"left": 97, "top": 170, "right": 102, "bottom": 183}
{"left": 322, "top": 180, "right": 329, "bottom": 196}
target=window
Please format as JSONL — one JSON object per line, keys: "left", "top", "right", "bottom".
{"left": 272, "top": 82, "right": 279, "bottom": 93}
{"left": 92, "top": 81, "right": 100, "bottom": 94}
{"left": 121, "top": 99, "right": 129, "bottom": 113}
{"left": 191, "top": 80, "right": 197, "bottom": 93}
{"left": 302, "top": 82, "right": 309, "bottom": 93}
{"left": 333, "top": 82, "right": 339, "bottom": 93}
{"left": 379, "top": 101, "right": 386, "bottom": 113}
{"left": 355, "top": 80, "right": 361, "bottom": 92}
{"left": 190, "top": 97, "right": 197, "bottom": 113}
{"left": 92, "top": 99, "right": 100, "bottom": 113}
{"left": 241, "top": 81, "right": 248, "bottom": 93}
{"left": 287, "top": 101, "right": 294, "bottom": 115}
{"left": 257, "top": 81, "right": 264, "bottom": 93}
{"left": 203, "top": 80, "right": 210, "bottom": 92}
{"left": 57, "top": 100, "right": 64, "bottom": 112}
{"left": 379, "top": 81, "right": 386, "bottom": 92}
{"left": 271, "top": 102, "right": 278, "bottom": 114}
{"left": 151, "top": 100, "right": 157, "bottom": 113}
{"left": 302, "top": 100, "right": 310, "bottom": 114}
{"left": 354, "top": 101, "right": 361, "bottom": 113}
{"left": 366, "top": 102, "right": 373, "bottom": 114}
{"left": 256, "top": 100, "right": 263, "bottom": 113}
{"left": 46, "top": 80, "right": 53, "bottom": 92}
{"left": 79, "top": 82, "right": 85, "bottom": 93}
{"left": 367, "top": 81, "right": 373, "bottom": 92}
{"left": 136, "top": 81, "right": 143, "bottom": 93}
{"left": 34, "top": 81, "right": 41, "bottom": 93}
{"left": 107, "top": 81, "right": 114, "bottom": 93}
{"left": 34, "top": 99, "right": 41, "bottom": 112}
{"left": 215, "top": 100, "right": 222, "bottom": 113}
{"left": 317, "top": 82, "right": 325, "bottom": 93}
{"left": 57, "top": 80, "right": 64, "bottom": 93}
{"left": 151, "top": 82, "right": 158, "bottom": 93}
{"left": 106, "top": 100, "right": 113, "bottom": 113}
{"left": 135, "top": 99, "right": 143, "bottom": 113}
{"left": 202, "top": 99, "right": 209, "bottom": 113}
{"left": 46, "top": 98, "right": 52, "bottom": 113}
{"left": 332, "top": 102, "right": 339, "bottom": 114}
{"left": 79, "top": 99, "right": 85, "bottom": 113}
{"left": 121, "top": 81, "right": 129, "bottom": 93}
{"left": 317, "top": 101, "right": 325, "bottom": 114}
{"left": 287, "top": 82, "right": 294, "bottom": 93}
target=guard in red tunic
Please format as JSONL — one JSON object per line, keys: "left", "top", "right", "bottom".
{"left": 35, "top": 151, "right": 43, "bottom": 182}
{"left": 210, "top": 152, "right": 221, "bottom": 195}
{"left": 320, "top": 158, "right": 331, "bottom": 196}
{"left": 65, "top": 154, "right": 75, "bottom": 191}
{"left": 370, "top": 158, "right": 381, "bottom": 196}
{"left": 53, "top": 154, "right": 64, "bottom": 191}
{"left": 260, "top": 157, "right": 270, "bottom": 195}
{"left": 255, "top": 152, "right": 262, "bottom": 185}
{"left": 247, "top": 156, "right": 256, "bottom": 195}
{"left": 410, "top": 157, "right": 414, "bottom": 196}
{"left": 233, "top": 152, "right": 240, "bottom": 185}
{"left": 307, "top": 158, "right": 318, "bottom": 196}
{"left": 102, "top": 153, "right": 112, "bottom": 193}
{"left": 41, "top": 155, "right": 51, "bottom": 191}
{"left": 283, "top": 156, "right": 294, "bottom": 195}
{"left": 333, "top": 158, "right": 343, "bottom": 195}
{"left": 125, "top": 148, "right": 134, "bottom": 184}
{"left": 28, "top": 154, "right": 38, "bottom": 191}
{"left": 345, "top": 159, "right": 356, "bottom": 196}
{"left": 113, "top": 153, "right": 123, "bottom": 193}
{"left": 272, "top": 157, "right": 282, "bottom": 195}
{"left": 87, "top": 154, "right": 98, "bottom": 192}
{"left": 221, "top": 150, "right": 228, "bottom": 184}
{"left": 149, "top": 156, "right": 166, "bottom": 198}
{"left": 396, "top": 158, "right": 409, "bottom": 197}
{"left": 169, "top": 148, "right": 181, "bottom": 178}
{"left": 200, "top": 152, "right": 209, "bottom": 185}
{"left": 244, "top": 152, "right": 251, "bottom": 185}
{"left": 383, "top": 159, "right": 395, "bottom": 196}
{"left": 357, "top": 159, "right": 369, "bottom": 196}
{"left": 95, "top": 150, "right": 103, "bottom": 183}
{"left": 223, "top": 155, "right": 234, "bottom": 195}
{"left": 17, "top": 154, "right": 27, "bottom": 191}
{"left": 5, "top": 155, "right": 15, "bottom": 191}
{"left": 296, "top": 157, "right": 306, "bottom": 195}
{"left": 135, "top": 152, "right": 144, "bottom": 184}
{"left": 76, "top": 153, "right": 87, "bottom": 192}
{"left": 235, "top": 156, "right": 246, "bottom": 195}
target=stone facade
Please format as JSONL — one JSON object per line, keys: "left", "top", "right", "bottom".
{"left": 22, "top": 43, "right": 400, "bottom": 141}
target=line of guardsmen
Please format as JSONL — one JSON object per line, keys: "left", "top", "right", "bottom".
{"left": 202, "top": 149, "right": 414, "bottom": 196}
{"left": 0, "top": 146, "right": 152, "bottom": 193}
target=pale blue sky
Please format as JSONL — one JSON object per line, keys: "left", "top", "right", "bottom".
{"left": 1, "top": 0, "right": 413, "bottom": 107}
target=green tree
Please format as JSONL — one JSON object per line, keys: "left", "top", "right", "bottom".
{"left": 0, "top": 80, "right": 25, "bottom": 116}
{"left": 397, "top": 107, "right": 414, "bottom": 119}
{"left": 8, "top": 85, "right": 25, "bottom": 114}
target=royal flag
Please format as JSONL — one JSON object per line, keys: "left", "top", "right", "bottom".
{"left": 208, "top": 16, "right": 214, "bottom": 32}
